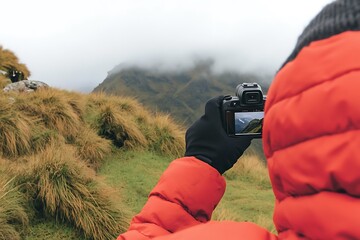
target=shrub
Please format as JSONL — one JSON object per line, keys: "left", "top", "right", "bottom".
{"left": 15, "top": 144, "right": 129, "bottom": 240}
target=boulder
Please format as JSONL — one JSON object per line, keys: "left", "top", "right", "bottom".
{"left": 3, "top": 80, "right": 49, "bottom": 93}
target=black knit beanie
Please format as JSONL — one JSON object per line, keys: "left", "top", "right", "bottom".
{"left": 280, "top": 0, "right": 360, "bottom": 69}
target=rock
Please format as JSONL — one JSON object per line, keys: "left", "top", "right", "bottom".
{"left": 3, "top": 80, "right": 49, "bottom": 93}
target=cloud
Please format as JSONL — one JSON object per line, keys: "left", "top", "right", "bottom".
{"left": 0, "top": 0, "right": 333, "bottom": 92}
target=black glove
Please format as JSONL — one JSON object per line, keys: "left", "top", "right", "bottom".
{"left": 185, "top": 96, "right": 252, "bottom": 174}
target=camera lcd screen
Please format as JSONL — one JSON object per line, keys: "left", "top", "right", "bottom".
{"left": 234, "top": 111, "right": 264, "bottom": 135}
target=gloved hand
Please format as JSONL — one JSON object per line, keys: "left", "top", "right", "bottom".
{"left": 185, "top": 96, "right": 252, "bottom": 174}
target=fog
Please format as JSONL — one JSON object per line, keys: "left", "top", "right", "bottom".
{"left": 1, "top": 0, "right": 333, "bottom": 92}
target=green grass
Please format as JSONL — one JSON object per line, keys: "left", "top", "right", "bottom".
{"left": 214, "top": 173, "right": 275, "bottom": 231}
{"left": 26, "top": 220, "right": 81, "bottom": 240}
{"left": 214, "top": 154, "right": 275, "bottom": 231}
{"left": 99, "top": 150, "right": 275, "bottom": 232}
{"left": 99, "top": 150, "right": 173, "bottom": 214}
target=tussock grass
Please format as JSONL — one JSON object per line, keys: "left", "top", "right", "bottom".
{"left": 0, "top": 75, "right": 11, "bottom": 89}
{"left": 62, "top": 91, "right": 86, "bottom": 120}
{"left": 15, "top": 144, "right": 128, "bottom": 240}
{"left": 97, "top": 102, "right": 148, "bottom": 149}
{"left": 87, "top": 93, "right": 185, "bottom": 156}
{"left": 87, "top": 93, "right": 144, "bottom": 115}
{"left": 227, "top": 154, "right": 271, "bottom": 187}
{"left": 86, "top": 93, "right": 148, "bottom": 149}
{"left": 29, "top": 127, "right": 64, "bottom": 154}
{"left": 0, "top": 95, "right": 34, "bottom": 157}
{"left": 0, "top": 86, "right": 187, "bottom": 238}
{"left": 144, "top": 114, "right": 185, "bottom": 157}
{"left": 0, "top": 162, "right": 29, "bottom": 240}
{"left": 14, "top": 89, "right": 82, "bottom": 141}
{"left": 0, "top": 87, "right": 185, "bottom": 159}
{"left": 74, "top": 127, "right": 112, "bottom": 169}
{"left": 0, "top": 46, "right": 30, "bottom": 79}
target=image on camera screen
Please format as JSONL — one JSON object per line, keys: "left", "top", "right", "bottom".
{"left": 234, "top": 112, "right": 264, "bottom": 135}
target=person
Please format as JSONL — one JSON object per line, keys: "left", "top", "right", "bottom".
{"left": 8, "top": 69, "right": 23, "bottom": 83}
{"left": 118, "top": 0, "right": 360, "bottom": 239}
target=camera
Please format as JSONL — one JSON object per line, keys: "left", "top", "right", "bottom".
{"left": 222, "top": 83, "right": 266, "bottom": 138}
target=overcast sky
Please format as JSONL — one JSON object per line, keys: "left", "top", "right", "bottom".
{"left": 1, "top": 0, "right": 333, "bottom": 92}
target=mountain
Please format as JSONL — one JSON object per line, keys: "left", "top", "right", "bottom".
{"left": 93, "top": 60, "right": 270, "bottom": 160}
{"left": 93, "top": 59, "right": 271, "bottom": 127}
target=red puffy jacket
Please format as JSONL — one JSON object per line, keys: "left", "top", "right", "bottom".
{"left": 118, "top": 31, "right": 360, "bottom": 239}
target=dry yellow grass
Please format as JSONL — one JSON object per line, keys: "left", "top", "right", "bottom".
{"left": 0, "top": 47, "right": 189, "bottom": 239}
{"left": 0, "top": 87, "right": 185, "bottom": 162}
{"left": 231, "top": 154, "right": 270, "bottom": 184}
{"left": 74, "top": 127, "right": 112, "bottom": 169}
{"left": 0, "top": 46, "right": 30, "bottom": 79}
{"left": 97, "top": 102, "right": 148, "bottom": 149}
{"left": 15, "top": 143, "right": 129, "bottom": 240}
{"left": 0, "top": 95, "right": 34, "bottom": 157}
{"left": 144, "top": 114, "right": 185, "bottom": 157}
{"left": 87, "top": 92, "right": 145, "bottom": 115}
{"left": 0, "top": 161, "right": 29, "bottom": 240}
{"left": 14, "top": 88, "right": 82, "bottom": 141}
{"left": 0, "top": 86, "right": 186, "bottom": 239}
{"left": 30, "top": 126, "right": 64, "bottom": 154}
{"left": 87, "top": 92, "right": 185, "bottom": 156}
{"left": 0, "top": 75, "right": 11, "bottom": 89}
{"left": 61, "top": 90, "right": 87, "bottom": 120}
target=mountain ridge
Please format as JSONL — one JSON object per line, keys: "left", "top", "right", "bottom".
{"left": 93, "top": 60, "right": 270, "bottom": 160}
{"left": 93, "top": 60, "right": 271, "bottom": 126}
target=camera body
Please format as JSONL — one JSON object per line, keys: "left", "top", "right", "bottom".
{"left": 222, "top": 83, "right": 265, "bottom": 138}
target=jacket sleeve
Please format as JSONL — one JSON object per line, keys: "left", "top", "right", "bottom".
{"left": 117, "top": 157, "right": 226, "bottom": 240}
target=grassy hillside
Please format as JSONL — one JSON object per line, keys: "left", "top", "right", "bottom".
{"left": 0, "top": 48, "right": 274, "bottom": 239}
{"left": 0, "top": 85, "right": 273, "bottom": 239}
{"left": 0, "top": 84, "right": 185, "bottom": 240}
{"left": 93, "top": 60, "right": 270, "bottom": 126}
{"left": 93, "top": 60, "right": 269, "bottom": 161}
{"left": 0, "top": 81, "right": 274, "bottom": 239}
